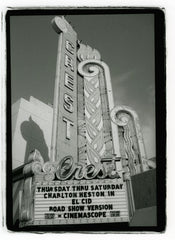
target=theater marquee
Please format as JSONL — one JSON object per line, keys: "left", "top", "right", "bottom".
{"left": 34, "top": 179, "right": 129, "bottom": 225}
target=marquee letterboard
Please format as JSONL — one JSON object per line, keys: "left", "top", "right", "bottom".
{"left": 34, "top": 179, "right": 129, "bottom": 225}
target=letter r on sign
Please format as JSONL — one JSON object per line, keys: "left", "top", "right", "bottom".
{"left": 65, "top": 40, "right": 74, "bottom": 55}
{"left": 65, "top": 54, "right": 74, "bottom": 72}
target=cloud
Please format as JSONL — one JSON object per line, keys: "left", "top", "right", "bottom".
{"left": 115, "top": 69, "right": 136, "bottom": 84}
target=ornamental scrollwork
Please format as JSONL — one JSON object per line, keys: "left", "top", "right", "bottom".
{"left": 78, "top": 60, "right": 100, "bottom": 78}
{"left": 110, "top": 106, "right": 149, "bottom": 174}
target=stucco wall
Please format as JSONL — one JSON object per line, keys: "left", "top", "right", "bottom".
{"left": 12, "top": 96, "right": 53, "bottom": 169}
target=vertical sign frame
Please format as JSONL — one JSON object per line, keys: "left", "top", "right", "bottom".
{"left": 50, "top": 17, "right": 78, "bottom": 163}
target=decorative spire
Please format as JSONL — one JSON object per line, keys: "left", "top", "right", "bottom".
{"left": 77, "top": 43, "right": 101, "bottom": 62}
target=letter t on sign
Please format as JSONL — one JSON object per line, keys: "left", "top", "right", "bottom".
{"left": 63, "top": 117, "right": 74, "bottom": 140}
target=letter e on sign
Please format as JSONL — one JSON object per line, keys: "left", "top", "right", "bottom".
{"left": 65, "top": 72, "right": 74, "bottom": 91}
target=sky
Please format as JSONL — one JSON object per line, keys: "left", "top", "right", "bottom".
{"left": 10, "top": 13, "right": 155, "bottom": 158}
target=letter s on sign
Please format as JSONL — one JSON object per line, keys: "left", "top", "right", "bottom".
{"left": 64, "top": 93, "right": 74, "bottom": 113}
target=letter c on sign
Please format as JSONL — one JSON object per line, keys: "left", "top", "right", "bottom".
{"left": 56, "top": 156, "right": 76, "bottom": 180}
